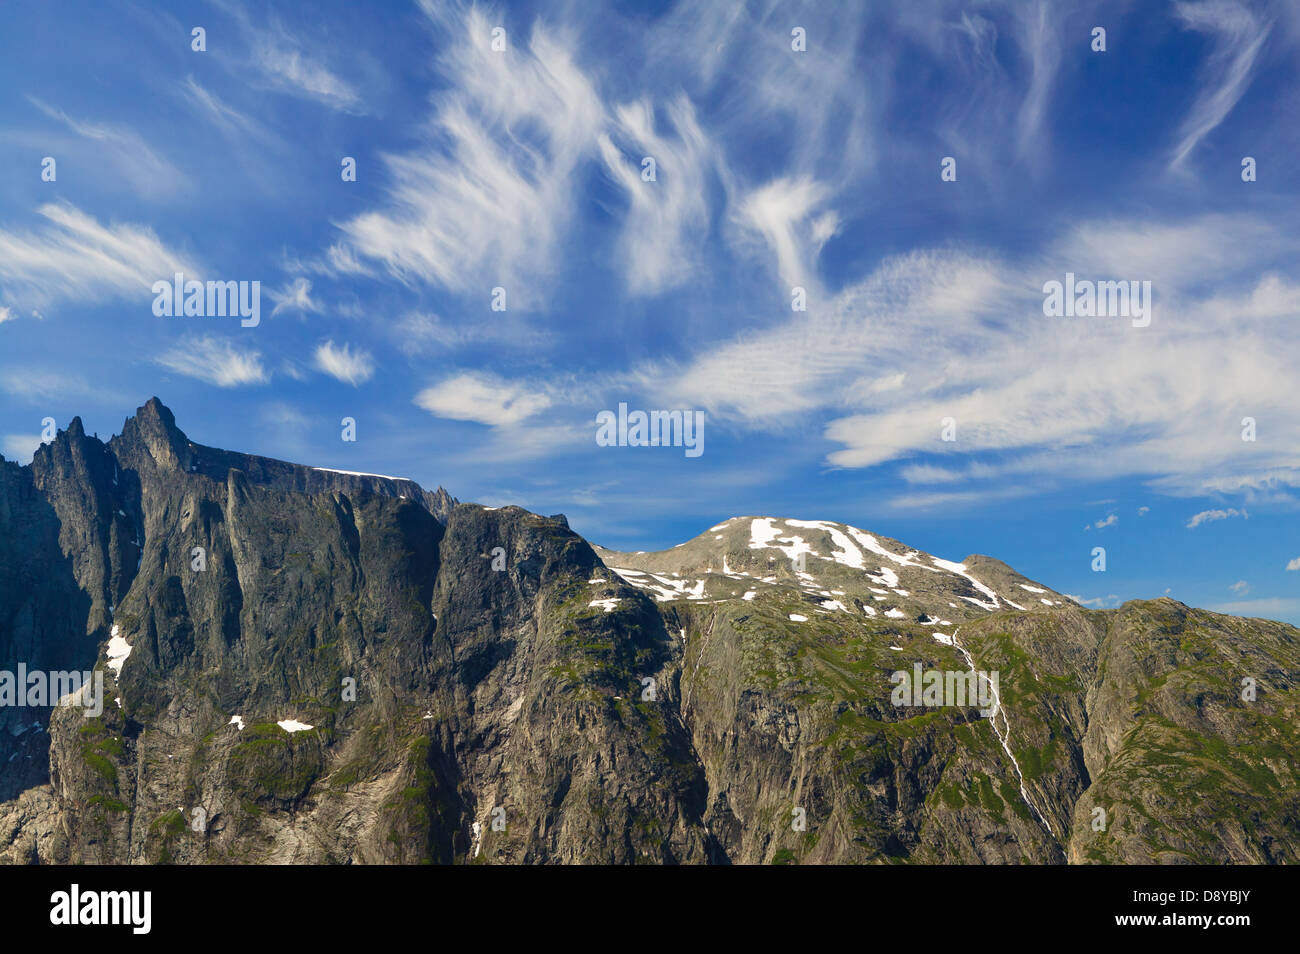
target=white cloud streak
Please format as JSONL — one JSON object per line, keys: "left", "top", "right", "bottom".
{"left": 314, "top": 341, "right": 374, "bottom": 386}
{"left": 155, "top": 336, "right": 268, "bottom": 387}
{"left": 597, "top": 96, "right": 713, "bottom": 295}
{"left": 270, "top": 277, "right": 318, "bottom": 317}
{"left": 1186, "top": 508, "right": 1249, "bottom": 528}
{"left": 0, "top": 203, "right": 200, "bottom": 308}
{"left": 1169, "top": 0, "right": 1272, "bottom": 169}
{"left": 629, "top": 214, "right": 1300, "bottom": 505}
{"left": 338, "top": 8, "right": 603, "bottom": 303}
{"left": 414, "top": 372, "right": 551, "bottom": 428}
{"left": 27, "top": 96, "right": 186, "bottom": 196}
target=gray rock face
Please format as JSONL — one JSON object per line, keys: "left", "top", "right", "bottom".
{"left": 1, "top": 401, "right": 1296, "bottom": 864}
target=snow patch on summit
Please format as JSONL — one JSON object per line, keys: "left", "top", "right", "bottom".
{"left": 748, "top": 518, "right": 817, "bottom": 563}
{"left": 784, "top": 519, "right": 866, "bottom": 569}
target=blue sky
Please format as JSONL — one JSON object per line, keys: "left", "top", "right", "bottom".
{"left": 1, "top": 0, "right": 1298, "bottom": 623}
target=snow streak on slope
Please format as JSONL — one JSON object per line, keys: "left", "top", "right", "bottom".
{"left": 602, "top": 518, "right": 1063, "bottom": 636}
{"left": 106, "top": 624, "right": 131, "bottom": 676}
{"left": 929, "top": 557, "right": 1002, "bottom": 611}
{"left": 746, "top": 518, "right": 1016, "bottom": 617}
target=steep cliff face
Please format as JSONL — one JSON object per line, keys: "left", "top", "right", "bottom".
{"left": 0, "top": 399, "right": 465, "bottom": 863}
{"left": 1, "top": 401, "right": 1296, "bottom": 864}
{"left": 0, "top": 415, "right": 131, "bottom": 804}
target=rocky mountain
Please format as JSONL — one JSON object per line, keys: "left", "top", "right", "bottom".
{"left": 0, "top": 399, "right": 1296, "bottom": 864}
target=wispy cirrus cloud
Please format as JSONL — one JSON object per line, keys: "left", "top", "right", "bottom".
{"left": 0, "top": 203, "right": 200, "bottom": 308}
{"left": 314, "top": 341, "right": 374, "bottom": 386}
{"left": 393, "top": 311, "right": 552, "bottom": 355}
{"left": 614, "top": 213, "right": 1300, "bottom": 509}
{"left": 886, "top": 485, "right": 1035, "bottom": 512}
{"left": 155, "top": 336, "right": 268, "bottom": 388}
{"left": 337, "top": 7, "right": 603, "bottom": 302}
{"left": 734, "top": 177, "right": 838, "bottom": 293}
{"left": 1169, "top": 0, "right": 1272, "bottom": 169}
{"left": 269, "top": 277, "right": 318, "bottom": 317}
{"left": 597, "top": 96, "right": 714, "bottom": 295}
{"left": 181, "top": 76, "right": 283, "bottom": 151}
{"left": 887, "top": 0, "right": 1069, "bottom": 177}
{"left": 221, "top": 5, "right": 364, "bottom": 113}
{"left": 311, "top": 0, "right": 1095, "bottom": 315}
{"left": 1011, "top": 0, "right": 1064, "bottom": 163}
{"left": 329, "top": 0, "right": 868, "bottom": 304}
{"left": 26, "top": 96, "right": 186, "bottom": 196}
{"left": 253, "top": 40, "right": 361, "bottom": 112}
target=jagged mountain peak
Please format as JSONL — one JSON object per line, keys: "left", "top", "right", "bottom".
{"left": 134, "top": 395, "right": 177, "bottom": 429}
{"left": 112, "top": 396, "right": 189, "bottom": 471}
{"left": 97, "top": 398, "right": 459, "bottom": 523}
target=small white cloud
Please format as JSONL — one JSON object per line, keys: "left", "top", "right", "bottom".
{"left": 279, "top": 359, "right": 310, "bottom": 382}
{"left": 250, "top": 22, "right": 362, "bottom": 112}
{"left": 1137, "top": 506, "right": 1150, "bottom": 516}
{"left": 414, "top": 373, "right": 550, "bottom": 427}
{"left": 314, "top": 340, "right": 374, "bottom": 386}
{"left": 1286, "top": 557, "right": 1300, "bottom": 571}
{"left": 269, "top": 277, "right": 317, "bottom": 317}
{"left": 1186, "top": 507, "right": 1248, "bottom": 529}
{"left": 735, "top": 176, "right": 835, "bottom": 290}
{"left": 1094, "top": 514, "right": 1118, "bottom": 529}
{"left": 1229, "top": 580, "right": 1250, "bottom": 595}
{"left": 0, "top": 306, "right": 13, "bottom": 324}
{"left": 155, "top": 336, "right": 268, "bottom": 387}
